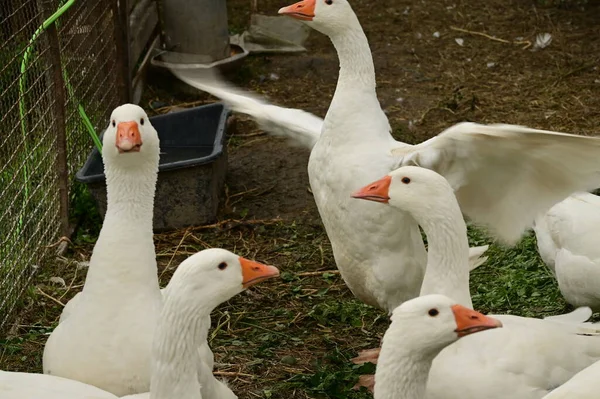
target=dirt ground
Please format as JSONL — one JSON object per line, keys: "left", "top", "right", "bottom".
{"left": 2, "top": 0, "right": 600, "bottom": 398}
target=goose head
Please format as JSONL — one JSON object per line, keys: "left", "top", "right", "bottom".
{"left": 351, "top": 166, "right": 455, "bottom": 217}
{"left": 387, "top": 294, "right": 502, "bottom": 354}
{"left": 278, "top": 0, "right": 360, "bottom": 37}
{"left": 167, "top": 248, "right": 280, "bottom": 310}
{"left": 102, "top": 104, "right": 160, "bottom": 167}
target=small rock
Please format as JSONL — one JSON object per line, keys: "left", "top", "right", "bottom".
{"left": 486, "top": 62, "right": 496, "bottom": 68}
{"left": 455, "top": 38, "right": 464, "bottom": 46}
{"left": 167, "top": 106, "right": 186, "bottom": 114}
{"left": 49, "top": 277, "right": 66, "bottom": 288}
{"left": 533, "top": 33, "right": 552, "bottom": 50}
{"left": 433, "top": 31, "right": 441, "bottom": 38}
{"left": 76, "top": 261, "right": 90, "bottom": 270}
{"left": 150, "top": 100, "right": 168, "bottom": 110}
{"left": 281, "top": 355, "right": 297, "bottom": 365}
{"left": 269, "top": 73, "right": 280, "bottom": 81}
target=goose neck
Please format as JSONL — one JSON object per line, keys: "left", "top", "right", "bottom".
{"left": 81, "top": 160, "right": 159, "bottom": 294}
{"left": 103, "top": 160, "right": 158, "bottom": 225}
{"left": 329, "top": 25, "right": 376, "bottom": 94}
{"left": 150, "top": 294, "right": 211, "bottom": 399}
{"left": 416, "top": 203, "right": 473, "bottom": 308}
{"left": 375, "top": 341, "right": 436, "bottom": 399}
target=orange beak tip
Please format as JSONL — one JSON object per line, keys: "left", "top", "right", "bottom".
{"left": 278, "top": 0, "right": 315, "bottom": 20}
{"left": 239, "top": 257, "right": 280, "bottom": 288}
{"left": 351, "top": 175, "right": 392, "bottom": 203}
{"left": 116, "top": 121, "right": 143, "bottom": 153}
{"left": 452, "top": 304, "right": 503, "bottom": 337}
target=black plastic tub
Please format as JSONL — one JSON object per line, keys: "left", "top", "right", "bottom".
{"left": 76, "top": 103, "right": 229, "bottom": 231}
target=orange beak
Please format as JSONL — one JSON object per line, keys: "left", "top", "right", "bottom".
{"left": 278, "top": 0, "right": 316, "bottom": 21}
{"left": 116, "top": 121, "right": 143, "bottom": 153}
{"left": 451, "top": 304, "right": 502, "bottom": 337}
{"left": 239, "top": 257, "right": 280, "bottom": 288}
{"left": 351, "top": 175, "right": 392, "bottom": 203}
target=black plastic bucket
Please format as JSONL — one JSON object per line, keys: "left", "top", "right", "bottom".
{"left": 76, "top": 103, "right": 230, "bottom": 231}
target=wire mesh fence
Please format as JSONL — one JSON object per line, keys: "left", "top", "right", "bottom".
{"left": 0, "top": 0, "right": 125, "bottom": 330}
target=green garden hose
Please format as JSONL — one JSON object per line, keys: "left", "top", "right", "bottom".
{"left": 16, "top": 0, "right": 103, "bottom": 233}
{"left": 19, "top": 0, "right": 102, "bottom": 153}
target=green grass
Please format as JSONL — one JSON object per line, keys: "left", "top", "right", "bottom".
{"left": 466, "top": 225, "right": 567, "bottom": 317}
{"left": 0, "top": 193, "right": 572, "bottom": 399}
{"left": 69, "top": 183, "right": 102, "bottom": 242}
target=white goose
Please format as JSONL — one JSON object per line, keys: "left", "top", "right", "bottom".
{"left": 172, "top": 0, "right": 600, "bottom": 321}
{"left": 43, "top": 104, "right": 213, "bottom": 396}
{"left": 375, "top": 294, "right": 502, "bottom": 399}
{"left": 543, "top": 359, "right": 600, "bottom": 398}
{"left": 533, "top": 192, "right": 600, "bottom": 311}
{"left": 353, "top": 166, "right": 600, "bottom": 398}
{"left": 2, "top": 249, "right": 279, "bottom": 399}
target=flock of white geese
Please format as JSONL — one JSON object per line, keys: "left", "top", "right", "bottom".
{"left": 3, "top": 0, "right": 600, "bottom": 398}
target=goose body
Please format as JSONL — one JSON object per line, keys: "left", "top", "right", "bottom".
{"left": 42, "top": 104, "right": 214, "bottom": 395}
{"left": 174, "top": 0, "right": 600, "bottom": 315}
{"left": 543, "top": 359, "right": 600, "bottom": 398}
{"left": 533, "top": 192, "right": 600, "bottom": 311}
{"left": 0, "top": 372, "right": 119, "bottom": 399}
{"left": 43, "top": 104, "right": 163, "bottom": 396}
{"left": 2, "top": 249, "right": 278, "bottom": 399}
{"left": 355, "top": 167, "right": 600, "bottom": 398}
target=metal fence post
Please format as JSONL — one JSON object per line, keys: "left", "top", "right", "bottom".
{"left": 112, "top": 0, "right": 132, "bottom": 104}
{"left": 42, "top": 0, "right": 70, "bottom": 238}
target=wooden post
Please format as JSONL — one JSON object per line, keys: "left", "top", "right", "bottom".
{"left": 42, "top": 0, "right": 70, "bottom": 237}
{"left": 112, "top": 0, "right": 132, "bottom": 103}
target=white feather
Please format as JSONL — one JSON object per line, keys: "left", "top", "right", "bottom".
{"left": 169, "top": 68, "right": 322, "bottom": 150}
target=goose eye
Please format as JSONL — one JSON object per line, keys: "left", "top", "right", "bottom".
{"left": 112, "top": 120, "right": 116, "bottom": 128}
{"left": 401, "top": 177, "right": 411, "bottom": 184}
{"left": 140, "top": 118, "right": 144, "bottom": 126}
{"left": 325, "top": 0, "right": 333, "bottom": 4}
{"left": 218, "top": 262, "right": 228, "bottom": 270}
{"left": 428, "top": 308, "right": 439, "bottom": 317}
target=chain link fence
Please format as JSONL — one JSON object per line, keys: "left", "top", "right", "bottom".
{"left": 0, "top": 0, "right": 126, "bottom": 330}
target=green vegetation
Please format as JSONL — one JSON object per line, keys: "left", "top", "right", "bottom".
{"left": 0, "top": 208, "right": 567, "bottom": 398}
{"left": 467, "top": 225, "right": 566, "bottom": 317}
